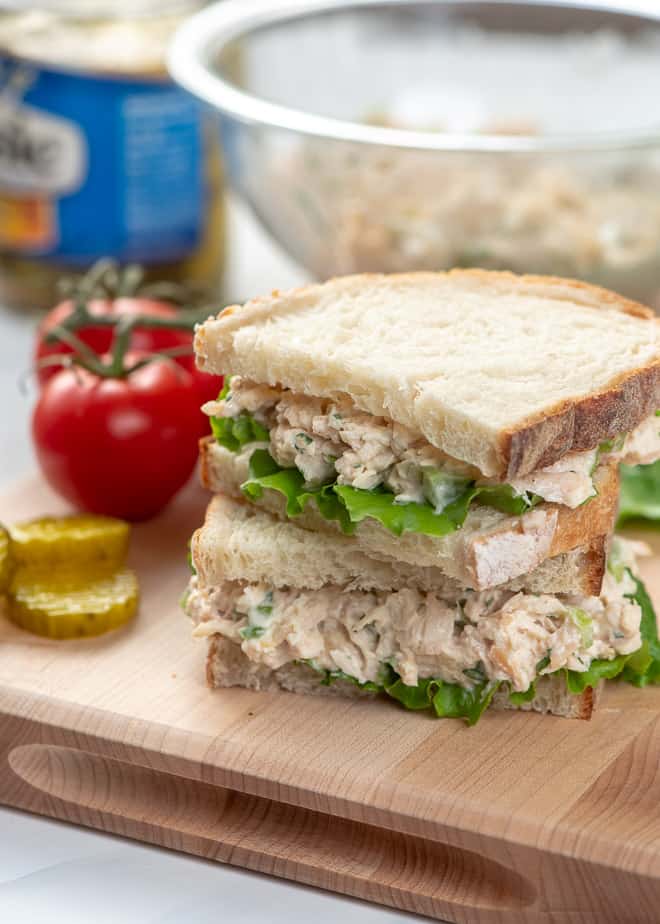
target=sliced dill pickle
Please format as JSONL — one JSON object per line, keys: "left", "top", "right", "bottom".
{"left": 0, "top": 524, "right": 13, "bottom": 592}
{"left": 9, "top": 568, "right": 139, "bottom": 640}
{"left": 10, "top": 515, "right": 130, "bottom": 571}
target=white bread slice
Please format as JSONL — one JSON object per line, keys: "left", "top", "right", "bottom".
{"left": 193, "top": 494, "right": 607, "bottom": 596}
{"left": 194, "top": 270, "right": 660, "bottom": 478}
{"left": 206, "top": 636, "right": 601, "bottom": 720}
{"left": 199, "top": 438, "right": 619, "bottom": 590}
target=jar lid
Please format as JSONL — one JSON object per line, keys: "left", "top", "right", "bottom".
{"left": 0, "top": 1, "right": 206, "bottom": 74}
{"left": 0, "top": 0, "right": 201, "bottom": 17}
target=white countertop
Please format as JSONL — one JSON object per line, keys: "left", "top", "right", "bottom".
{"left": 0, "top": 202, "right": 422, "bottom": 923}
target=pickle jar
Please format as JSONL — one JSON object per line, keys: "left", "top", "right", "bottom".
{"left": 0, "top": 0, "right": 225, "bottom": 310}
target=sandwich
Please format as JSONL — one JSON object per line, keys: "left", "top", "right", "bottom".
{"left": 185, "top": 270, "right": 660, "bottom": 721}
{"left": 195, "top": 271, "right": 660, "bottom": 588}
{"left": 185, "top": 496, "right": 658, "bottom": 724}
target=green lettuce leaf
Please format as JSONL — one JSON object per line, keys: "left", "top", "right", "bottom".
{"left": 618, "top": 461, "right": 660, "bottom": 526}
{"left": 209, "top": 377, "right": 270, "bottom": 452}
{"left": 211, "top": 413, "right": 269, "bottom": 452}
{"left": 309, "top": 662, "right": 502, "bottom": 726}
{"left": 471, "top": 484, "right": 542, "bottom": 516}
{"left": 620, "top": 572, "right": 660, "bottom": 686}
{"left": 242, "top": 450, "right": 355, "bottom": 533}
{"left": 508, "top": 684, "right": 538, "bottom": 706}
{"left": 334, "top": 485, "right": 461, "bottom": 537}
{"left": 242, "top": 450, "right": 541, "bottom": 540}
{"left": 382, "top": 675, "right": 440, "bottom": 710}
{"left": 560, "top": 573, "right": 660, "bottom": 692}
{"left": 242, "top": 448, "right": 307, "bottom": 515}
{"left": 564, "top": 655, "right": 632, "bottom": 694}
{"left": 421, "top": 469, "right": 471, "bottom": 513}
{"left": 430, "top": 679, "right": 501, "bottom": 724}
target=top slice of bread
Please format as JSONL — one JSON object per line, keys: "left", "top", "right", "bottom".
{"left": 195, "top": 270, "right": 660, "bottom": 478}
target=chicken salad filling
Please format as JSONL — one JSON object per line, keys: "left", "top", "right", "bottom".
{"left": 186, "top": 554, "right": 646, "bottom": 697}
{"left": 204, "top": 378, "right": 660, "bottom": 535}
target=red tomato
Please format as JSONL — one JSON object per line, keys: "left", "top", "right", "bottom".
{"left": 32, "top": 354, "right": 206, "bottom": 520}
{"left": 35, "top": 297, "right": 192, "bottom": 386}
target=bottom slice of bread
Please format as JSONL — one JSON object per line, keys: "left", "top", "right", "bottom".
{"left": 206, "top": 636, "right": 602, "bottom": 721}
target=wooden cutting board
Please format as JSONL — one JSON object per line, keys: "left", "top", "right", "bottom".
{"left": 2, "top": 475, "right": 660, "bottom": 923}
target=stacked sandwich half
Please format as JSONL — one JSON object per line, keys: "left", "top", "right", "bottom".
{"left": 184, "top": 271, "right": 660, "bottom": 723}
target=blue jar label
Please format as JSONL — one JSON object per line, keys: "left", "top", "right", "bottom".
{"left": 0, "top": 55, "right": 205, "bottom": 264}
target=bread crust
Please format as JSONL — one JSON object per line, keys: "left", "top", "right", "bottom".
{"left": 196, "top": 269, "right": 660, "bottom": 478}
{"left": 549, "top": 461, "right": 619, "bottom": 556}
{"left": 205, "top": 636, "right": 600, "bottom": 720}
{"left": 575, "top": 534, "right": 608, "bottom": 597}
{"left": 502, "top": 362, "right": 660, "bottom": 477}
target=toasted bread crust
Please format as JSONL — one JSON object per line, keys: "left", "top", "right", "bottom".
{"left": 197, "top": 269, "right": 659, "bottom": 478}
{"left": 549, "top": 461, "right": 619, "bottom": 556}
{"left": 580, "top": 685, "right": 599, "bottom": 720}
{"left": 502, "top": 362, "right": 660, "bottom": 477}
{"left": 575, "top": 535, "right": 608, "bottom": 597}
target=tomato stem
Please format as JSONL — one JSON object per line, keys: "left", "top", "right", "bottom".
{"left": 57, "top": 258, "right": 205, "bottom": 308}
{"left": 42, "top": 258, "right": 215, "bottom": 375}
{"left": 124, "top": 345, "right": 194, "bottom": 376}
{"left": 116, "top": 264, "right": 144, "bottom": 298}
{"left": 45, "top": 260, "right": 213, "bottom": 347}
{"left": 39, "top": 314, "right": 194, "bottom": 380}
{"left": 44, "top": 308, "right": 210, "bottom": 346}
{"left": 107, "top": 315, "right": 136, "bottom": 377}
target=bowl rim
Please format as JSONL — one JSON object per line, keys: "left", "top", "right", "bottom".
{"left": 168, "top": 0, "right": 660, "bottom": 153}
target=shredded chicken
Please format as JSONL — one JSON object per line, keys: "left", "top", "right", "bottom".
{"left": 509, "top": 449, "right": 598, "bottom": 508}
{"left": 202, "top": 377, "right": 280, "bottom": 426}
{"left": 615, "top": 413, "right": 660, "bottom": 466}
{"left": 282, "top": 125, "right": 660, "bottom": 290}
{"left": 186, "top": 568, "right": 642, "bottom": 694}
{"left": 206, "top": 377, "right": 660, "bottom": 508}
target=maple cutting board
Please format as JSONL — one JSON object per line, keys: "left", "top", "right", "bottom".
{"left": 2, "top": 475, "right": 660, "bottom": 924}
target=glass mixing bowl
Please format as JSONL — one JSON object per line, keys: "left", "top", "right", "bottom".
{"left": 169, "top": 0, "right": 660, "bottom": 307}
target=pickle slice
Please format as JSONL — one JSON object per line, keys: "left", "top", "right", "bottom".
{"left": 9, "top": 567, "right": 139, "bottom": 639}
{"left": 0, "top": 525, "right": 13, "bottom": 593}
{"left": 11, "top": 515, "right": 130, "bottom": 571}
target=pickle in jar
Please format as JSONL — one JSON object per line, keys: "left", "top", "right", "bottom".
{"left": 9, "top": 567, "right": 139, "bottom": 640}
{"left": 10, "top": 515, "right": 130, "bottom": 572}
